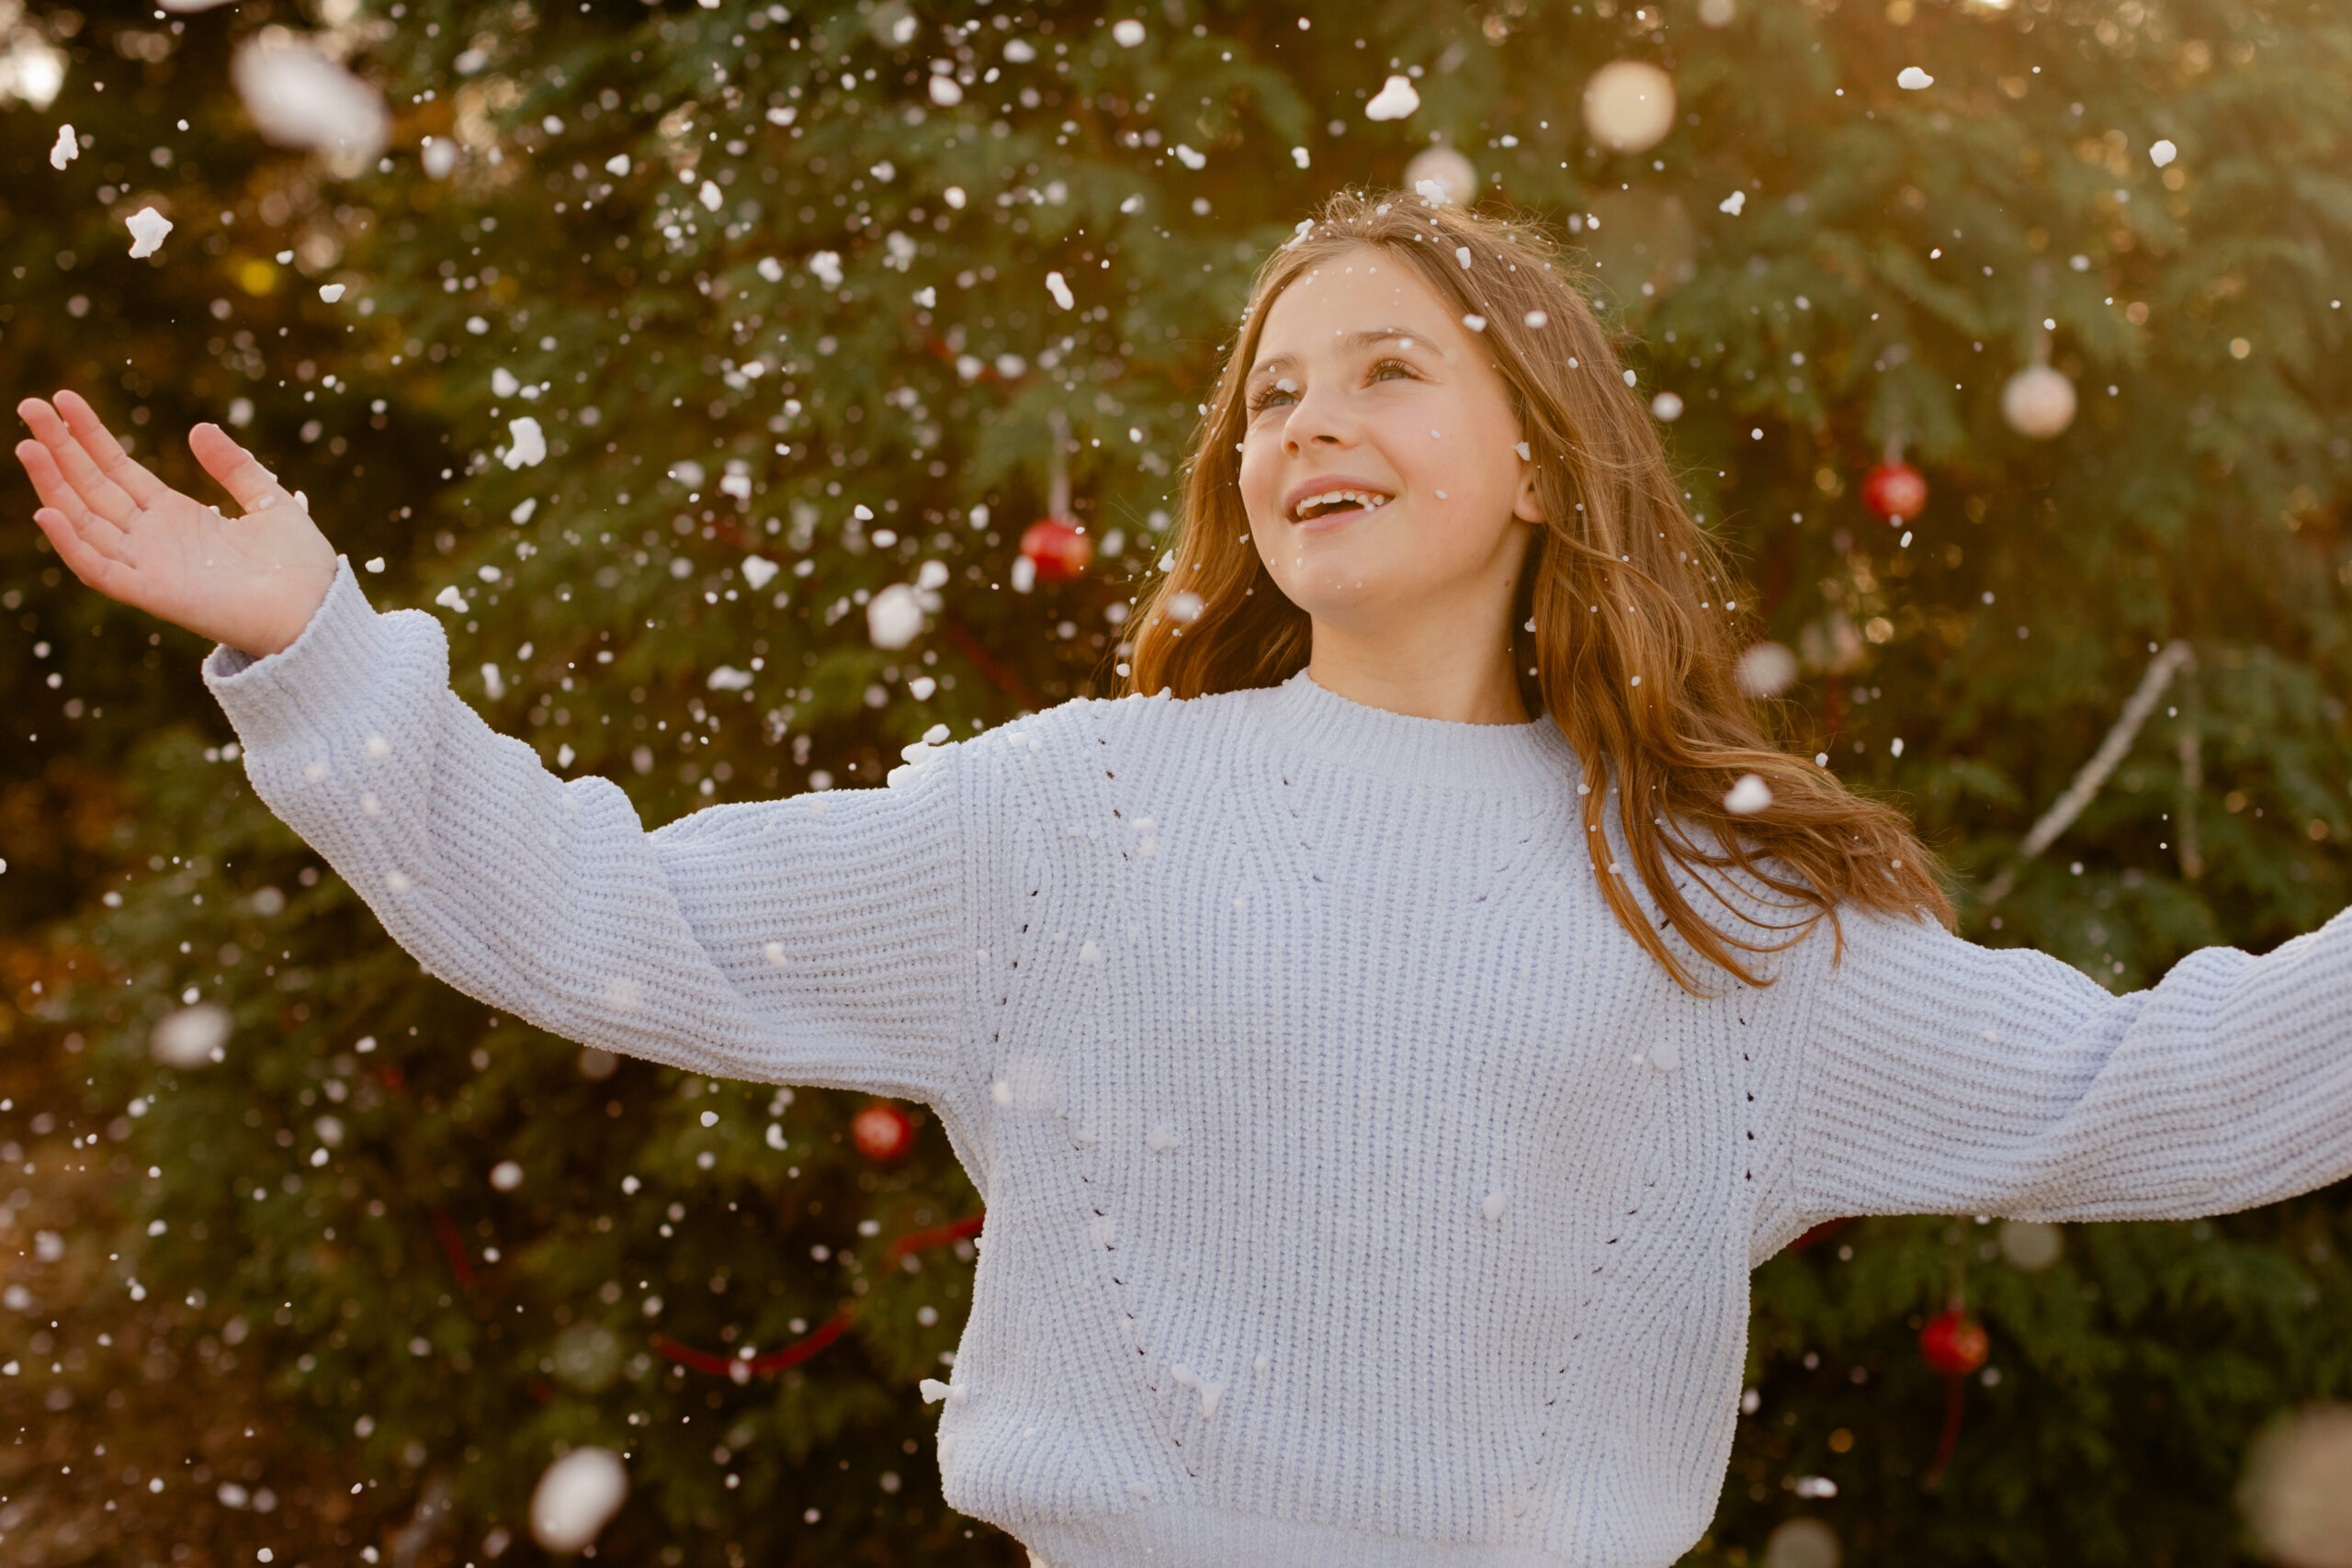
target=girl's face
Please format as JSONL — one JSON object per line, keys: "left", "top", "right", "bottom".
{"left": 1237, "top": 245, "right": 1543, "bottom": 638}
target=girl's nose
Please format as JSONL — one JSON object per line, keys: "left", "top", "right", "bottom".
{"left": 1282, "top": 385, "right": 1358, "bottom": 451}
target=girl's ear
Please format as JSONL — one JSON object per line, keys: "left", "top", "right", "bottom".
{"left": 1512, "top": 464, "right": 1547, "bottom": 525}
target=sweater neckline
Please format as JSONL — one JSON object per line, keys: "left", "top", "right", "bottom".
{"left": 1251, "top": 668, "right": 1578, "bottom": 791}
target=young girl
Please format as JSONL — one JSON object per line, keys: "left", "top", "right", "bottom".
{"left": 16, "top": 187, "right": 2352, "bottom": 1568}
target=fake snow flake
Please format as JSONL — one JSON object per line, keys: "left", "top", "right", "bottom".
{"left": 49, "top": 123, "right": 75, "bottom": 169}
{"left": 1365, "top": 74, "right": 1420, "bottom": 121}
{"left": 1462, "top": 312, "right": 1487, "bottom": 332}
{"left": 1112, "top": 18, "right": 1147, "bottom": 46}
{"left": 808, "top": 250, "right": 843, "bottom": 289}
{"left": 318, "top": 282, "right": 345, "bottom": 302}
{"left": 1724, "top": 773, "right": 1772, "bottom": 815}
{"left": 1454, "top": 244, "right": 1474, "bottom": 269}
{"left": 1045, "top": 270, "right": 1076, "bottom": 310}
{"left": 1079, "top": 940, "right": 1103, "bottom": 964}
{"left": 232, "top": 35, "right": 390, "bottom": 164}
{"left": 867, "top": 582, "right": 923, "bottom": 648}
{"left": 435, "top": 585, "right": 470, "bottom": 613}
{"left": 1147, "top": 1123, "right": 1180, "bottom": 1153}
{"left": 530, "top": 1448, "right": 629, "bottom": 1554}
{"left": 492, "top": 367, "right": 521, "bottom": 397}
{"left": 1126, "top": 1481, "right": 1156, "bottom": 1501}
{"left": 1718, "top": 190, "right": 1746, "bottom": 216}
{"left": 1120, "top": 192, "right": 1146, "bottom": 213}
{"left": 490, "top": 1159, "right": 524, "bottom": 1191}
{"left": 1170, "top": 1363, "right": 1224, "bottom": 1417}
{"left": 707, "top": 665, "right": 754, "bottom": 692}
{"left": 1524, "top": 310, "right": 1548, "bottom": 328}
{"left": 420, "top": 136, "right": 458, "bottom": 178}
{"left": 117, "top": 206, "right": 175, "bottom": 261}
{"left": 1651, "top": 391, "right": 1685, "bottom": 423}
{"left": 503, "top": 416, "right": 546, "bottom": 469}
{"left": 1514, "top": 441, "right": 1532, "bottom": 461}
{"left": 919, "top": 1377, "right": 966, "bottom": 1404}
{"left": 605, "top": 152, "right": 631, "bottom": 175}
{"left": 150, "top": 1002, "right": 230, "bottom": 1068}
{"left": 1293, "top": 146, "right": 1311, "bottom": 169}
{"left": 698, "top": 179, "right": 722, "bottom": 212}
{"left": 928, "top": 73, "right": 963, "bottom": 107}
{"left": 1481, "top": 1189, "right": 1510, "bottom": 1222}
{"left": 1167, "top": 590, "right": 1204, "bottom": 623}
{"left": 741, "top": 555, "right": 780, "bottom": 590}
{"left": 909, "top": 675, "right": 937, "bottom": 699}
{"left": 2149, "top": 139, "right": 2177, "bottom": 168}
{"left": 1172, "top": 143, "right": 1205, "bottom": 170}
{"left": 1896, "top": 66, "right": 1934, "bottom": 89}
{"left": 756, "top": 255, "right": 785, "bottom": 283}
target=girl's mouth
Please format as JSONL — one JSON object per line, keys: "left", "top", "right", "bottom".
{"left": 1290, "top": 489, "right": 1394, "bottom": 534}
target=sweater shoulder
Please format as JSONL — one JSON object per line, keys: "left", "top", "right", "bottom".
{"left": 963, "top": 684, "right": 1267, "bottom": 775}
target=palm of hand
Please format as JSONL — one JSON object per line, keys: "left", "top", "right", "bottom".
{"left": 14, "top": 389, "right": 337, "bottom": 658}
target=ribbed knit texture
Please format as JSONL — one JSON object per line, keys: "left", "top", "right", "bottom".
{"left": 203, "top": 556, "right": 2352, "bottom": 1567}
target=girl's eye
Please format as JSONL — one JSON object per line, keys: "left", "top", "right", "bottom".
{"left": 1246, "top": 358, "right": 1416, "bottom": 414}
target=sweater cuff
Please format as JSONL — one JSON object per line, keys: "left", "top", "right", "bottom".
{"left": 199, "top": 554, "right": 395, "bottom": 752}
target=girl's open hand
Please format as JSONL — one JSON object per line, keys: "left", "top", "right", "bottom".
{"left": 15, "top": 389, "right": 338, "bottom": 660}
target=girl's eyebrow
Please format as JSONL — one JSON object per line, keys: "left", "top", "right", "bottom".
{"left": 1249, "top": 325, "right": 1438, "bottom": 382}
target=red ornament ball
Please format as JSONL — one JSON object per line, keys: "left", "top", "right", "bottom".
{"left": 1020, "top": 517, "right": 1093, "bottom": 583}
{"left": 1861, "top": 460, "right": 1928, "bottom": 524}
{"left": 850, "top": 1101, "right": 915, "bottom": 1164}
{"left": 1918, "top": 1308, "right": 1990, "bottom": 1378}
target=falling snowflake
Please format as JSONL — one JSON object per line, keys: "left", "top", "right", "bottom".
{"left": 1045, "top": 270, "right": 1075, "bottom": 310}
{"left": 1896, "top": 66, "right": 1933, "bottom": 89}
{"left": 1724, "top": 774, "right": 1772, "bottom": 815}
{"left": 1718, "top": 190, "right": 1746, "bottom": 215}
{"left": 503, "top": 416, "right": 546, "bottom": 469}
{"left": 125, "top": 207, "right": 173, "bottom": 258}
{"left": 1365, "top": 74, "right": 1420, "bottom": 121}
{"left": 48, "top": 123, "right": 74, "bottom": 169}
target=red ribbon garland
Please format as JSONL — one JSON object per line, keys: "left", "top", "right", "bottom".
{"left": 653, "top": 1211, "right": 986, "bottom": 1380}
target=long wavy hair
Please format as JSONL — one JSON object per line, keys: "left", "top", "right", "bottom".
{"left": 1123, "top": 186, "right": 1952, "bottom": 993}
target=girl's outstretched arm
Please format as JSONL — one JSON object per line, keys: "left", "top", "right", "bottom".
{"left": 14, "top": 391, "right": 977, "bottom": 1120}
{"left": 1756, "top": 900, "right": 2352, "bottom": 1249}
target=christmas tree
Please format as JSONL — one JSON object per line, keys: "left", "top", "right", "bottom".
{"left": 4, "top": 0, "right": 2348, "bottom": 1563}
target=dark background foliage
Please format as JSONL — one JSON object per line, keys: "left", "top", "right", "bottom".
{"left": 2, "top": 0, "right": 2347, "bottom": 1563}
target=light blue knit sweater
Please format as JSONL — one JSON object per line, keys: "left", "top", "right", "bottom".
{"left": 202, "top": 556, "right": 2352, "bottom": 1567}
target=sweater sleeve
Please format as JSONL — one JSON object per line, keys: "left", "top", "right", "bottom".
{"left": 199, "top": 556, "right": 975, "bottom": 1110}
{"left": 1781, "top": 901, "right": 2352, "bottom": 1230}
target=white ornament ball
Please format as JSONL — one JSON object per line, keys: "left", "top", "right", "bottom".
{"left": 2241, "top": 1404, "right": 2352, "bottom": 1568}
{"left": 1583, "top": 61, "right": 1677, "bottom": 154}
{"left": 2000, "top": 363, "right": 2077, "bottom": 439}
{"left": 530, "top": 1447, "right": 629, "bottom": 1554}
{"left": 1763, "top": 1517, "right": 1841, "bottom": 1568}
{"left": 1402, "top": 145, "right": 1478, "bottom": 208}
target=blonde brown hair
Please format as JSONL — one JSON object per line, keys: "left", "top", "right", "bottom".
{"left": 1123, "top": 186, "right": 1952, "bottom": 993}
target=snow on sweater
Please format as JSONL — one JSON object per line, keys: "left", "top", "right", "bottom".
{"left": 202, "top": 555, "right": 2352, "bottom": 1568}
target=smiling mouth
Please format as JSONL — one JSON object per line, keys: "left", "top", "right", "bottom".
{"left": 1289, "top": 489, "right": 1395, "bottom": 525}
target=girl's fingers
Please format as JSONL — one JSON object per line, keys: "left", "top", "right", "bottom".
{"left": 52, "top": 389, "right": 168, "bottom": 510}
{"left": 30, "top": 504, "right": 131, "bottom": 601}
{"left": 14, "top": 435, "right": 85, "bottom": 521}
{"left": 17, "top": 394, "right": 138, "bottom": 525}
{"left": 187, "top": 421, "right": 297, "bottom": 513}
{"left": 16, "top": 440, "right": 131, "bottom": 561}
